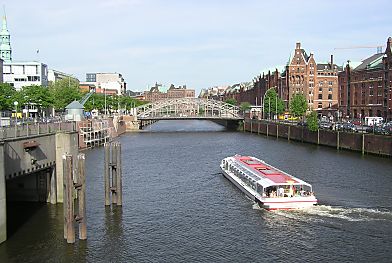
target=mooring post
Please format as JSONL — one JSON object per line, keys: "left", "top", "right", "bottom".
{"left": 63, "top": 154, "right": 75, "bottom": 244}
{"left": 317, "top": 129, "right": 320, "bottom": 145}
{"left": 104, "top": 143, "right": 110, "bottom": 206}
{"left": 266, "top": 123, "right": 269, "bottom": 137}
{"left": 337, "top": 131, "right": 340, "bottom": 150}
{"left": 116, "top": 142, "right": 123, "bottom": 206}
{"left": 288, "top": 125, "right": 290, "bottom": 141}
{"left": 250, "top": 120, "right": 252, "bottom": 133}
{"left": 257, "top": 121, "right": 260, "bottom": 134}
{"left": 111, "top": 142, "right": 118, "bottom": 205}
{"left": 362, "top": 133, "right": 365, "bottom": 155}
{"left": 77, "top": 153, "right": 87, "bottom": 240}
{"left": 276, "top": 124, "right": 279, "bottom": 139}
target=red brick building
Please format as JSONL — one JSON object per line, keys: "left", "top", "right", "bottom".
{"left": 338, "top": 37, "right": 392, "bottom": 121}
{"left": 144, "top": 83, "right": 195, "bottom": 102}
{"left": 223, "top": 42, "right": 339, "bottom": 117}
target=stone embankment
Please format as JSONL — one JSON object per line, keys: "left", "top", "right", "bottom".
{"left": 244, "top": 119, "right": 392, "bottom": 157}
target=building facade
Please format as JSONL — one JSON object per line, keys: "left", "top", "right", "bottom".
{"left": 48, "top": 69, "right": 78, "bottom": 83}
{"left": 144, "top": 83, "right": 195, "bottom": 102}
{"left": 84, "top": 73, "right": 126, "bottom": 95}
{"left": 338, "top": 37, "right": 392, "bottom": 121}
{"left": 221, "top": 42, "right": 339, "bottom": 117}
{"left": 0, "top": 14, "right": 12, "bottom": 63}
{"left": 3, "top": 61, "right": 48, "bottom": 90}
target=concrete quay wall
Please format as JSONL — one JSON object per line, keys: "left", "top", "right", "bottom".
{"left": 244, "top": 119, "right": 392, "bottom": 157}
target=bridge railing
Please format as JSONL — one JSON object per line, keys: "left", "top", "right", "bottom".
{"left": 0, "top": 121, "right": 77, "bottom": 140}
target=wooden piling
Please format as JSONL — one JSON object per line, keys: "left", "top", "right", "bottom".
{"left": 111, "top": 143, "right": 118, "bottom": 205}
{"left": 116, "top": 143, "right": 122, "bottom": 206}
{"left": 77, "top": 153, "right": 87, "bottom": 240}
{"left": 63, "top": 154, "right": 75, "bottom": 244}
{"left": 104, "top": 143, "right": 110, "bottom": 206}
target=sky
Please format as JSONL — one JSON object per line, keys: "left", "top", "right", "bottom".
{"left": 3, "top": 0, "right": 392, "bottom": 94}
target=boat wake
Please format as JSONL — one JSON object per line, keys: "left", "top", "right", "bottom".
{"left": 263, "top": 204, "right": 392, "bottom": 222}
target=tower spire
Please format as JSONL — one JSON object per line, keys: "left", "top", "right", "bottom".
{"left": 0, "top": 5, "right": 12, "bottom": 63}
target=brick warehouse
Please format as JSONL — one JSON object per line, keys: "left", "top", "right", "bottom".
{"left": 223, "top": 42, "right": 340, "bottom": 117}
{"left": 338, "top": 37, "right": 392, "bottom": 121}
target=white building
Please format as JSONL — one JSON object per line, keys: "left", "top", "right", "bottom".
{"left": 85, "top": 72, "right": 126, "bottom": 95}
{"left": 3, "top": 61, "right": 48, "bottom": 90}
{"left": 48, "top": 69, "right": 78, "bottom": 83}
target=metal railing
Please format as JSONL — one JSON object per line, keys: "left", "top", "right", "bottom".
{"left": 0, "top": 121, "right": 77, "bottom": 140}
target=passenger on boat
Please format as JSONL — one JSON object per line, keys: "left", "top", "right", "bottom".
{"left": 278, "top": 187, "right": 284, "bottom": 197}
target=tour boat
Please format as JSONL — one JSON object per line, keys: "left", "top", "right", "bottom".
{"left": 220, "top": 155, "right": 317, "bottom": 210}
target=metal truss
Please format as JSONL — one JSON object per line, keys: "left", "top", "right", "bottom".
{"left": 136, "top": 98, "right": 242, "bottom": 120}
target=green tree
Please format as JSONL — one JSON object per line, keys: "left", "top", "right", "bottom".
{"left": 225, "top": 98, "right": 237, "bottom": 106}
{"left": 49, "top": 78, "right": 82, "bottom": 111}
{"left": 263, "top": 88, "right": 284, "bottom": 119}
{"left": 20, "top": 85, "right": 53, "bottom": 110}
{"left": 289, "top": 93, "right": 308, "bottom": 118}
{"left": 240, "top": 102, "right": 251, "bottom": 113}
{"left": 0, "top": 83, "right": 17, "bottom": 111}
{"left": 306, "top": 111, "right": 319, "bottom": 132}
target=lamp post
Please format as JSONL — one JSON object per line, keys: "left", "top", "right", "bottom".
{"left": 13, "top": 101, "right": 18, "bottom": 125}
{"left": 13, "top": 101, "right": 18, "bottom": 137}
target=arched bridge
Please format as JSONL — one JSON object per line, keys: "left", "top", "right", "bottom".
{"left": 136, "top": 98, "right": 243, "bottom": 121}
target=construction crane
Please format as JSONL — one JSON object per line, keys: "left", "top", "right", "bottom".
{"left": 334, "top": 45, "right": 384, "bottom": 53}
{"left": 79, "top": 89, "right": 95, "bottom": 106}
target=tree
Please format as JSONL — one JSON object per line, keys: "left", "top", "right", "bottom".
{"left": 240, "top": 102, "right": 251, "bottom": 113}
{"left": 49, "top": 78, "right": 82, "bottom": 111}
{"left": 289, "top": 93, "right": 308, "bottom": 118}
{"left": 225, "top": 98, "right": 237, "bottom": 106}
{"left": 0, "top": 83, "right": 17, "bottom": 111}
{"left": 263, "top": 88, "right": 284, "bottom": 119}
{"left": 306, "top": 111, "right": 319, "bottom": 132}
{"left": 20, "top": 85, "right": 53, "bottom": 110}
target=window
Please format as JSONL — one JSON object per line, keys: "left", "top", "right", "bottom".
{"left": 328, "top": 81, "right": 333, "bottom": 85}
{"left": 318, "top": 94, "right": 322, "bottom": 99}
{"left": 319, "top": 87, "right": 322, "bottom": 92}
{"left": 328, "top": 88, "right": 332, "bottom": 92}
{"left": 328, "top": 94, "right": 332, "bottom": 100}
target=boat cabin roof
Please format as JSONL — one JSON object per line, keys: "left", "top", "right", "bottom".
{"left": 229, "top": 156, "right": 311, "bottom": 188}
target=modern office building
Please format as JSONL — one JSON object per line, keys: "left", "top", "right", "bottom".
{"left": 3, "top": 61, "right": 48, "bottom": 90}
{"left": 48, "top": 69, "right": 78, "bottom": 83}
{"left": 84, "top": 73, "right": 126, "bottom": 95}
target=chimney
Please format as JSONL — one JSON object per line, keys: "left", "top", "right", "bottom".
{"left": 296, "top": 42, "right": 301, "bottom": 49}
{"left": 330, "top": 54, "right": 334, "bottom": 68}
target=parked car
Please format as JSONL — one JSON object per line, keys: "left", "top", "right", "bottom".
{"left": 297, "top": 121, "right": 307, "bottom": 127}
{"left": 335, "top": 122, "right": 344, "bottom": 131}
{"left": 319, "top": 121, "right": 333, "bottom": 130}
{"left": 342, "top": 123, "right": 357, "bottom": 132}
{"left": 355, "top": 125, "right": 372, "bottom": 133}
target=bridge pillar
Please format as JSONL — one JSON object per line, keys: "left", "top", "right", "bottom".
{"left": 0, "top": 141, "right": 6, "bottom": 243}
{"left": 55, "top": 132, "right": 79, "bottom": 203}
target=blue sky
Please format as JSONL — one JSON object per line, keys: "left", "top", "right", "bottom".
{"left": 4, "top": 0, "right": 392, "bottom": 94}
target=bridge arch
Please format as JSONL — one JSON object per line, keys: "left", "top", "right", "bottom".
{"left": 136, "top": 98, "right": 243, "bottom": 121}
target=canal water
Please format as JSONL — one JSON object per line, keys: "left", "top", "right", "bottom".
{"left": 1, "top": 120, "right": 392, "bottom": 262}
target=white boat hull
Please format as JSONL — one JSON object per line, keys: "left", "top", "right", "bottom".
{"left": 220, "top": 165, "right": 317, "bottom": 210}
